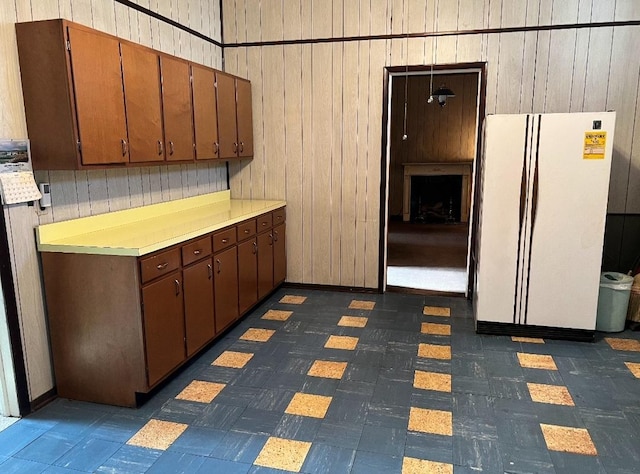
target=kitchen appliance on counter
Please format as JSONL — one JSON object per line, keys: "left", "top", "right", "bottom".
{"left": 473, "top": 112, "right": 615, "bottom": 341}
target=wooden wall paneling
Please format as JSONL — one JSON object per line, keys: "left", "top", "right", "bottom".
{"left": 182, "top": 164, "right": 198, "bottom": 198}
{"left": 0, "top": 8, "right": 27, "bottom": 138}
{"left": 627, "top": 77, "right": 640, "bottom": 213}
{"left": 211, "top": 0, "right": 221, "bottom": 42}
{"left": 127, "top": 168, "right": 145, "bottom": 208}
{"left": 500, "top": 0, "right": 527, "bottom": 28}
{"left": 145, "top": 167, "right": 164, "bottom": 204}
{"left": 222, "top": 0, "right": 235, "bottom": 42}
{"left": 106, "top": 169, "right": 132, "bottom": 212}
{"left": 92, "top": 0, "right": 117, "bottom": 35}
{"left": 74, "top": 171, "right": 92, "bottom": 217}
{"left": 114, "top": 1, "right": 132, "bottom": 39}
{"left": 86, "top": 170, "right": 111, "bottom": 215}
{"left": 4, "top": 207, "right": 52, "bottom": 400}
{"left": 495, "top": 32, "right": 526, "bottom": 114}
{"left": 167, "top": 165, "right": 185, "bottom": 200}
{"left": 407, "top": 0, "right": 426, "bottom": 64}
{"left": 156, "top": 0, "right": 174, "bottom": 54}
{"left": 244, "top": 0, "right": 260, "bottom": 43}
{"left": 247, "top": 47, "right": 264, "bottom": 199}
{"left": 390, "top": 0, "right": 403, "bottom": 36}
{"left": 13, "top": 0, "right": 32, "bottom": 22}
{"left": 49, "top": 170, "right": 80, "bottom": 222}
{"left": 262, "top": 46, "right": 286, "bottom": 201}
{"left": 31, "top": 0, "right": 58, "bottom": 20}
{"left": 569, "top": 0, "right": 592, "bottom": 112}
{"left": 301, "top": 40, "right": 313, "bottom": 283}
{"left": 607, "top": 26, "right": 640, "bottom": 213}
{"left": 456, "top": 0, "right": 484, "bottom": 63}
{"left": 261, "top": 0, "right": 282, "bottom": 43}
{"left": 58, "top": 0, "right": 73, "bottom": 19}
{"left": 518, "top": 1, "right": 541, "bottom": 113}
{"left": 530, "top": 1, "right": 553, "bottom": 112}
{"left": 136, "top": 0, "right": 153, "bottom": 46}
{"left": 615, "top": 0, "right": 640, "bottom": 21}
{"left": 435, "top": 0, "right": 458, "bottom": 64}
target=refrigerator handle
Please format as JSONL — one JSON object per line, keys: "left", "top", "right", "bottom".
{"left": 531, "top": 159, "right": 539, "bottom": 232}
{"left": 519, "top": 163, "right": 527, "bottom": 229}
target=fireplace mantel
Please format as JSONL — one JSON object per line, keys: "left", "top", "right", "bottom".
{"left": 402, "top": 162, "right": 473, "bottom": 223}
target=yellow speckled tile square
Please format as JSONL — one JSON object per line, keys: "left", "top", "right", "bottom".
{"left": 540, "top": 424, "right": 598, "bottom": 456}
{"left": 253, "top": 436, "right": 312, "bottom": 472}
{"left": 324, "top": 335, "right": 359, "bottom": 350}
{"left": 126, "top": 419, "right": 188, "bottom": 450}
{"left": 517, "top": 352, "right": 557, "bottom": 370}
{"left": 212, "top": 351, "right": 254, "bottom": 368}
{"left": 408, "top": 407, "right": 452, "bottom": 436}
{"left": 175, "top": 381, "right": 225, "bottom": 403}
{"left": 414, "top": 370, "right": 451, "bottom": 393}
{"left": 605, "top": 338, "right": 640, "bottom": 352}
{"left": 280, "top": 295, "right": 307, "bottom": 305}
{"left": 307, "top": 360, "right": 348, "bottom": 379}
{"left": 240, "top": 328, "right": 276, "bottom": 342}
{"left": 512, "top": 336, "right": 545, "bottom": 344}
{"left": 625, "top": 362, "right": 640, "bottom": 378}
{"left": 402, "top": 457, "right": 453, "bottom": 474}
{"left": 527, "top": 383, "right": 574, "bottom": 406}
{"left": 421, "top": 322, "right": 451, "bottom": 336}
{"left": 423, "top": 306, "right": 450, "bottom": 317}
{"left": 285, "top": 393, "right": 333, "bottom": 419}
{"left": 338, "top": 316, "right": 368, "bottom": 328}
{"left": 348, "top": 300, "right": 376, "bottom": 310}
{"left": 262, "top": 310, "right": 293, "bottom": 321}
{"left": 417, "top": 343, "right": 451, "bottom": 360}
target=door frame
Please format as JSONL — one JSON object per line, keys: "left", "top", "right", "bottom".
{"left": 378, "top": 62, "right": 487, "bottom": 296}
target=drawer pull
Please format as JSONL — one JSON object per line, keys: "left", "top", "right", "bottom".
{"left": 244, "top": 229, "right": 250, "bottom": 234}
{"left": 262, "top": 222, "right": 267, "bottom": 227}
{"left": 216, "top": 259, "right": 221, "bottom": 274}
{"left": 222, "top": 238, "right": 229, "bottom": 244}
{"left": 156, "top": 262, "right": 169, "bottom": 270}
{"left": 193, "top": 249, "right": 201, "bottom": 255}
{"left": 252, "top": 241, "right": 257, "bottom": 255}
{"left": 174, "top": 279, "right": 180, "bottom": 296}
{"left": 207, "top": 263, "right": 213, "bottom": 279}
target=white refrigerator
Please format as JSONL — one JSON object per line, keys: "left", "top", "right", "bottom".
{"left": 473, "top": 112, "right": 615, "bottom": 340}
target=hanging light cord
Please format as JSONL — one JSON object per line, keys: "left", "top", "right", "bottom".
{"left": 428, "top": 0, "right": 437, "bottom": 102}
{"left": 402, "top": 3, "right": 409, "bottom": 141}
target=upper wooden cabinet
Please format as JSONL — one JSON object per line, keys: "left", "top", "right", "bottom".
{"left": 15, "top": 19, "right": 251, "bottom": 170}
{"left": 216, "top": 71, "right": 254, "bottom": 159}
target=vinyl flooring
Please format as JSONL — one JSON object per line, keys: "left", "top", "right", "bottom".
{"left": 0, "top": 288, "right": 639, "bottom": 473}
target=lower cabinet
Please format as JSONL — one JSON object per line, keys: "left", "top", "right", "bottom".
{"left": 214, "top": 246, "right": 239, "bottom": 332}
{"left": 238, "top": 237, "right": 258, "bottom": 315}
{"left": 183, "top": 258, "right": 215, "bottom": 356}
{"left": 141, "top": 272, "right": 186, "bottom": 386}
{"left": 257, "top": 230, "right": 274, "bottom": 299}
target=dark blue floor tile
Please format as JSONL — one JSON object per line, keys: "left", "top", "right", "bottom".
{"left": 452, "top": 375, "right": 491, "bottom": 395}
{"left": 498, "top": 443, "right": 555, "bottom": 473}
{"left": 548, "top": 451, "right": 606, "bottom": 474}
{"left": 54, "top": 437, "right": 121, "bottom": 471}
{"left": 350, "top": 450, "right": 402, "bottom": 474}
{"left": 232, "top": 368, "right": 276, "bottom": 389}
{"left": 365, "top": 403, "right": 410, "bottom": 429}
{"left": 335, "top": 380, "right": 376, "bottom": 399}
{"left": 146, "top": 452, "right": 206, "bottom": 474}
{"left": 193, "top": 403, "right": 246, "bottom": 430}
{"left": 260, "top": 372, "right": 306, "bottom": 391}
{"left": 212, "top": 431, "right": 268, "bottom": 463}
{"left": 90, "top": 413, "right": 146, "bottom": 444}
{"left": 357, "top": 425, "right": 406, "bottom": 457}
{"left": 95, "top": 445, "right": 162, "bottom": 473}
{"left": 301, "top": 443, "right": 356, "bottom": 474}
{"left": 272, "top": 414, "right": 321, "bottom": 442}
{"left": 0, "top": 457, "right": 48, "bottom": 474}
{"left": 301, "top": 377, "right": 340, "bottom": 396}
{"left": 314, "top": 419, "right": 364, "bottom": 450}
{"left": 453, "top": 436, "right": 503, "bottom": 472}
{"left": 344, "top": 363, "right": 380, "bottom": 383}
{"left": 324, "top": 396, "right": 368, "bottom": 424}
{"left": 0, "top": 425, "right": 47, "bottom": 457}
{"left": 13, "top": 431, "right": 77, "bottom": 464}
{"left": 230, "top": 408, "right": 282, "bottom": 436}
{"left": 213, "top": 385, "right": 263, "bottom": 408}
{"left": 247, "top": 388, "right": 295, "bottom": 412}
{"left": 167, "top": 426, "right": 227, "bottom": 456}
{"left": 404, "top": 431, "right": 452, "bottom": 464}
{"left": 195, "top": 457, "right": 251, "bottom": 474}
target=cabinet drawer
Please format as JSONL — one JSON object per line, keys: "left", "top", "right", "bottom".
{"left": 257, "top": 213, "right": 272, "bottom": 231}
{"left": 182, "top": 236, "right": 212, "bottom": 266}
{"left": 237, "top": 219, "right": 256, "bottom": 241}
{"left": 213, "top": 227, "right": 236, "bottom": 252}
{"left": 273, "top": 207, "right": 286, "bottom": 225}
{"left": 140, "top": 248, "right": 180, "bottom": 284}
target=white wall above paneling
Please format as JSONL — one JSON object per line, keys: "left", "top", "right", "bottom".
{"left": 0, "top": 0, "right": 223, "bottom": 403}
{"left": 225, "top": 0, "right": 640, "bottom": 293}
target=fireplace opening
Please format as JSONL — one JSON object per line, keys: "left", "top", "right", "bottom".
{"left": 410, "top": 175, "right": 463, "bottom": 223}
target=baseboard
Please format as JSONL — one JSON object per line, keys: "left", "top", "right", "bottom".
{"left": 476, "top": 321, "right": 595, "bottom": 342}
{"left": 29, "top": 387, "right": 57, "bottom": 413}
{"left": 282, "top": 282, "right": 380, "bottom": 294}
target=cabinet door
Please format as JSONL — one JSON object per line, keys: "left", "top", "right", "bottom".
{"left": 121, "top": 43, "right": 164, "bottom": 163}
{"left": 192, "top": 65, "right": 219, "bottom": 160}
{"left": 236, "top": 78, "right": 253, "bottom": 157}
{"left": 67, "top": 26, "right": 128, "bottom": 165}
{"left": 161, "top": 56, "right": 194, "bottom": 161}
{"left": 273, "top": 223, "right": 286, "bottom": 285}
{"left": 215, "top": 71, "right": 238, "bottom": 159}
{"left": 214, "top": 246, "right": 239, "bottom": 332}
{"left": 257, "top": 231, "right": 274, "bottom": 299}
{"left": 142, "top": 273, "right": 186, "bottom": 386}
{"left": 238, "top": 238, "right": 258, "bottom": 315}
{"left": 183, "top": 258, "right": 215, "bottom": 356}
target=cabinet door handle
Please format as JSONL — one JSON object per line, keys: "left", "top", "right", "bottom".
{"left": 157, "top": 140, "right": 163, "bottom": 155}
{"left": 233, "top": 142, "right": 238, "bottom": 153}
{"left": 273, "top": 230, "right": 278, "bottom": 242}
{"left": 216, "top": 259, "right": 221, "bottom": 273}
{"left": 156, "top": 262, "right": 169, "bottom": 270}
{"left": 169, "top": 141, "right": 175, "bottom": 155}
{"left": 222, "top": 238, "right": 228, "bottom": 244}
{"left": 174, "top": 279, "right": 181, "bottom": 296}
{"left": 121, "top": 139, "right": 128, "bottom": 156}
{"left": 239, "top": 141, "right": 244, "bottom": 153}
{"left": 252, "top": 241, "right": 257, "bottom": 255}
{"left": 214, "top": 142, "right": 219, "bottom": 155}
{"left": 207, "top": 263, "right": 213, "bottom": 279}
{"left": 193, "top": 249, "right": 201, "bottom": 255}
{"left": 269, "top": 233, "right": 273, "bottom": 245}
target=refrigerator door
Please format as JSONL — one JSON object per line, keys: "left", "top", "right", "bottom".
{"left": 526, "top": 112, "right": 615, "bottom": 329}
{"left": 474, "top": 114, "right": 529, "bottom": 324}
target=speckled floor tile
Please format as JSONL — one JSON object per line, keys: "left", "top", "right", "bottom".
{"left": 338, "top": 316, "right": 368, "bottom": 328}
{"left": 253, "top": 436, "right": 312, "bottom": 472}
{"left": 175, "top": 381, "right": 226, "bottom": 403}
{"left": 349, "top": 300, "right": 376, "bottom": 310}
{"left": 280, "top": 295, "right": 307, "bottom": 305}
{"left": 402, "top": 456, "right": 453, "bottom": 474}
{"left": 240, "top": 328, "right": 276, "bottom": 342}
{"left": 307, "top": 360, "right": 348, "bottom": 379}
{"left": 540, "top": 424, "right": 597, "bottom": 455}
{"left": 212, "top": 351, "right": 254, "bottom": 368}
{"left": 126, "top": 419, "right": 188, "bottom": 450}
{"left": 421, "top": 323, "right": 451, "bottom": 336}
{"left": 325, "top": 335, "right": 359, "bottom": 350}
{"left": 423, "top": 306, "right": 451, "bottom": 317}
{"left": 605, "top": 337, "right": 640, "bottom": 352}
{"left": 517, "top": 353, "right": 557, "bottom": 370}
{"left": 262, "top": 310, "right": 293, "bottom": 321}
{"left": 527, "top": 383, "right": 574, "bottom": 406}
{"left": 408, "top": 407, "right": 452, "bottom": 436}
{"left": 624, "top": 361, "right": 640, "bottom": 378}
{"left": 285, "top": 393, "right": 333, "bottom": 419}
{"left": 512, "top": 336, "right": 545, "bottom": 344}
{"left": 414, "top": 370, "right": 451, "bottom": 393}
{"left": 418, "top": 343, "right": 451, "bottom": 360}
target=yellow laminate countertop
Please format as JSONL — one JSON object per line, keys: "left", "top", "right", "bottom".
{"left": 36, "top": 190, "right": 286, "bottom": 256}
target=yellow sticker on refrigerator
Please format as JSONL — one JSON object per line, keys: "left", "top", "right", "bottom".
{"left": 584, "top": 131, "right": 606, "bottom": 159}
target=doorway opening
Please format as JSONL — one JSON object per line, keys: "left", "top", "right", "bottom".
{"left": 380, "top": 64, "right": 486, "bottom": 296}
